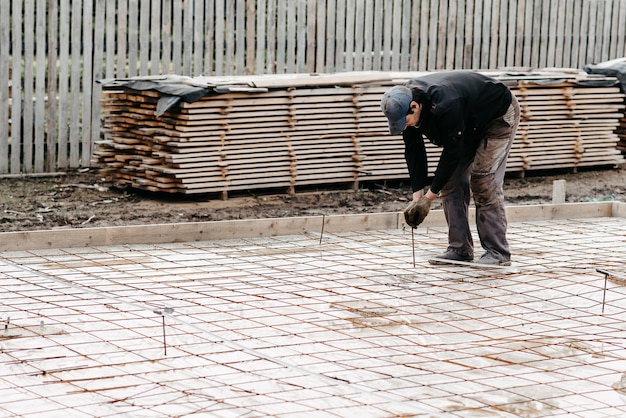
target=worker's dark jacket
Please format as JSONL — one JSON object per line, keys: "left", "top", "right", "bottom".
{"left": 403, "top": 71, "right": 513, "bottom": 194}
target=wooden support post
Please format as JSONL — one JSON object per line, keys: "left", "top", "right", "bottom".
{"left": 552, "top": 179, "right": 566, "bottom": 204}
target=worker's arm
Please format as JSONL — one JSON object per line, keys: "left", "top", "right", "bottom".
{"left": 402, "top": 127, "right": 428, "bottom": 198}
{"left": 427, "top": 106, "right": 466, "bottom": 195}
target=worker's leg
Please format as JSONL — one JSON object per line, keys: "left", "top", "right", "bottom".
{"left": 439, "top": 162, "right": 474, "bottom": 258}
{"left": 471, "top": 96, "right": 520, "bottom": 262}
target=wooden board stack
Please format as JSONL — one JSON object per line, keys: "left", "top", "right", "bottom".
{"left": 97, "top": 71, "right": 626, "bottom": 196}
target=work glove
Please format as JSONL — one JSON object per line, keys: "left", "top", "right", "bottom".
{"left": 404, "top": 196, "right": 432, "bottom": 228}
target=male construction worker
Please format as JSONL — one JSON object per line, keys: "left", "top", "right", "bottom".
{"left": 380, "top": 70, "right": 520, "bottom": 266}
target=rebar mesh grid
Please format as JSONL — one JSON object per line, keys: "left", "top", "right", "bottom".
{"left": 1, "top": 217, "right": 625, "bottom": 417}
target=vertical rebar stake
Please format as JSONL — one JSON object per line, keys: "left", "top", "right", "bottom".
{"left": 602, "top": 275, "right": 608, "bottom": 314}
{"left": 319, "top": 214, "right": 326, "bottom": 244}
{"left": 161, "top": 314, "right": 167, "bottom": 356}
{"left": 154, "top": 308, "right": 174, "bottom": 356}
{"left": 597, "top": 269, "right": 609, "bottom": 314}
{"left": 411, "top": 227, "right": 416, "bottom": 268}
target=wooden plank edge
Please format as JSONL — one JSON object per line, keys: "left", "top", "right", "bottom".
{"left": 0, "top": 202, "right": 621, "bottom": 251}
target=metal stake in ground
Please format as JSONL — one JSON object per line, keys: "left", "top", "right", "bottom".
{"left": 411, "top": 227, "right": 416, "bottom": 268}
{"left": 153, "top": 307, "right": 174, "bottom": 355}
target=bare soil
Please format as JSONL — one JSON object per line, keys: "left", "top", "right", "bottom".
{"left": 0, "top": 166, "right": 625, "bottom": 232}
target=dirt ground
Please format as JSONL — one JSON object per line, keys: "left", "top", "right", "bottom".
{"left": 0, "top": 165, "right": 625, "bottom": 232}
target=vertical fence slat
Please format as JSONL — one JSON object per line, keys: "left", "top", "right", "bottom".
{"left": 10, "top": 0, "right": 22, "bottom": 173}
{"left": 235, "top": 0, "right": 245, "bottom": 74}
{"left": 194, "top": 0, "right": 204, "bottom": 76}
{"left": 608, "top": 0, "right": 619, "bottom": 58}
{"left": 408, "top": 0, "right": 419, "bottom": 69}
{"left": 116, "top": 0, "right": 128, "bottom": 76}
{"left": 0, "top": 0, "right": 9, "bottom": 173}
{"left": 390, "top": 0, "right": 402, "bottom": 71}
{"left": 445, "top": 0, "right": 458, "bottom": 69}
{"left": 353, "top": 0, "right": 364, "bottom": 71}
{"left": 138, "top": 0, "right": 149, "bottom": 74}
{"left": 462, "top": 0, "right": 474, "bottom": 68}
{"left": 522, "top": 0, "right": 532, "bottom": 67}
{"left": 316, "top": 0, "right": 327, "bottom": 73}
{"left": 298, "top": 0, "right": 309, "bottom": 73}
{"left": 203, "top": 0, "right": 214, "bottom": 75}
{"left": 471, "top": 0, "right": 482, "bottom": 68}
{"left": 554, "top": 0, "right": 566, "bottom": 67}
{"left": 285, "top": 0, "right": 297, "bottom": 72}
{"left": 546, "top": 0, "right": 557, "bottom": 67}
{"left": 127, "top": 0, "right": 138, "bottom": 76}
{"left": 362, "top": 0, "right": 373, "bottom": 71}
{"left": 399, "top": 0, "right": 411, "bottom": 71}
{"left": 172, "top": 0, "right": 183, "bottom": 74}
{"left": 23, "top": 0, "right": 34, "bottom": 172}
{"left": 161, "top": 0, "right": 172, "bottom": 74}
{"left": 436, "top": 0, "right": 448, "bottom": 70}
{"left": 513, "top": 0, "right": 524, "bottom": 66}
{"left": 46, "top": 0, "right": 58, "bottom": 172}
{"left": 382, "top": 0, "right": 393, "bottom": 70}
{"left": 538, "top": 0, "right": 550, "bottom": 67}
{"left": 275, "top": 0, "right": 286, "bottom": 73}
{"left": 92, "top": 0, "right": 105, "bottom": 159}
{"left": 256, "top": 0, "right": 267, "bottom": 74}
{"left": 617, "top": 0, "right": 626, "bottom": 57}
{"left": 578, "top": 0, "right": 590, "bottom": 68}
{"left": 215, "top": 0, "right": 226, "bottom": 75}
{"left": 453, "top": 0, "right": 465, "bottom": 69}
{"left": 69, "top": 0, "right": 81, "bottom": 166}
{"left": 569, "top": 0, "right": 582, "bottom": 68}
{"left": 308, "top": 0, "right": 319, "bottom": 72}
{"left": 81, "top": 0, "right": 94, "bottom": 167}
{"left": 150, "top": 0, "right": 161, "bottom": 74}
{"left": 183, "top": 0, "right": 194, "bottom": 74}
{"left": 592, "top": 0, "right": 603, "bottom": 63}
{"left": 57, "top": 0, "right": 69, "bottom": 168}
{"left": 472, "top": 0, "right": 487, "bottom": 68}
{"left": 265, "top": 0, "right": 276, "bottom": 73}
{"left": 561, "top": 0, "right": 573, "bottom": 68}
{"left": 530, "top": 0, "right": 541, "bottom": 68}
{"left": 247, "top": 0, "right": 256, "bottom": 74}
{"left": 325, "top": 0, "right": 336, "bottom": 72}
{"left": 335, "top": 0, "right": 346, "bottom": 71}
{"left": 481, "top": 0, "right": 492, "bottom": 69}
{"left": 426, "top": 0, "right": 437, "bottom": 70}
{"left": 497, "top": 0, "right": 508, "bottom": 68}
{"left": 34, "top": 0, "right": 46, "bottom": 172}
{"left": 345, "top": 0, "right": 355, "bottom": 71}
{"left": 372, "top": 0, "right": 383, "bottom": 70}
{"left": 105, "top": 0, "right": 116, "bottom": 78}
{"left": 488, "top": 0, "right": 500, "bottom": 69}
{"left": 601, "top": 0, "right": 613, "bottom": 62}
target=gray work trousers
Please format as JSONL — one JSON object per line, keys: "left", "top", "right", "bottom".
{"left": 439, "top": 95, "right": 520, "bottom": 260}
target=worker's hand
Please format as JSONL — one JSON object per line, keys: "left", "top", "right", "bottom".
{"left": 412, "top": 189, "right": 424, "bottom": 202}
{"left": 404, "top": 196, "right": 432, "bottom": 228}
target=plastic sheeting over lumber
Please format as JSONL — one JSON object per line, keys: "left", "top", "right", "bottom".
{"left": 96, "top": 70, "right": 626, "bottom": 196}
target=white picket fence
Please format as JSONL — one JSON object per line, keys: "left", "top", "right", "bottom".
{"left": 1, "top": 0, "right": 626, "bottom": 174}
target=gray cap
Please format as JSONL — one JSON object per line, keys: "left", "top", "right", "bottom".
{"left": 380, "top": 86, "right": 412, "bottom": 135}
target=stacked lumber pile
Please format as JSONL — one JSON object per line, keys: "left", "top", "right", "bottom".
{"left": 583, "top": 58, "right": 626, "bottom": 153}
{"left": 507, "top": 77, "right": 625, "bottom": 171}
{"left": 97, "top": 71, "right": 625, "bottom": 196}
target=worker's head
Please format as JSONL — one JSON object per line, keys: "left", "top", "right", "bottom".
{"left": 381, "top": 86, "right": 421, "bottom": 135}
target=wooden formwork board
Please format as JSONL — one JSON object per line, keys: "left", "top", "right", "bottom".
{"left": 1, "top": 202, "right": 623, "bottom": 251}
